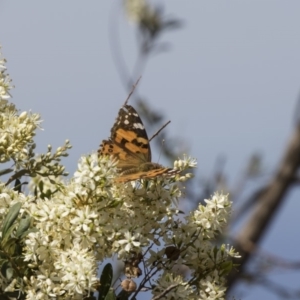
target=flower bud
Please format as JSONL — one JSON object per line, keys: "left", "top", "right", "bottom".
{"left": 19, "top": 111, "right": 28, "bottom": 121}
{"left": 121, "top": 279, "right": 137, "bottom": 292}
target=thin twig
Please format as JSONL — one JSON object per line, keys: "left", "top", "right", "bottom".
{"left": 151, "top": 283, "right": 181, "bottom": 300}
{"left": 132, "top": 261, "right": 162, "bottom": 299}
{"left": 149, "top": 120, "right": 171, "bottom": 142}
{"left": 123, "top": 76, "right": 142, "bottom": 106}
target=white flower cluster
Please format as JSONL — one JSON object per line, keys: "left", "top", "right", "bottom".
{"left": 0, "top": 46, "right": 13, "bottom": 101}
{"left": 198, "top": 270, "right": 227, "bottom": 300}
{"left": 15, "top": 151, "right": 238, "bottom": 299}
{"left": 0, "top": 110, "right": 42, "bottom": 163}
{"left": 0, "top": 48, "right": 42, "bottom": 163}
{"left": 0, "top": 45, "right": 238, "bottom": 300}
{"left": 14, "top": 153, "right": 196, "bottom": 298}
{"left": 151, "top": 193, "right": 238, "bottom": 300}
{"left": 0, "top": 148, "right": 238, "bottom": 299}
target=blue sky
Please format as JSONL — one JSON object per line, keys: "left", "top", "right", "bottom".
{"left": 1, "top": 1, "right": 300, "bottom": 299}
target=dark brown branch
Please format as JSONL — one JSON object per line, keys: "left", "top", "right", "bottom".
{"left": 123, "top": 76, "right": 142, "bottom": 106}
{"left": 227, "top": 123, "right": 300, "bottom": 291}
{"left": 149, "top": 120, "right": 171, "bottom": 142}
{"left": 5, "top": 169, "right": 29, "bottom": 186}
{"left": 0, "top": 168, "right": 14, "bottom": 176}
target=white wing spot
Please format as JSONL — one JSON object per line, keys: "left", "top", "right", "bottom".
{"left": 133, "top": 123, "right": 144, "bottom": 130}
{"left": 124, "top": 119, "right": 129, "bottom": 125}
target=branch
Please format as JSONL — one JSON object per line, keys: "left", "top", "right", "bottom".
{"left": 5, "top": 169, "right": 29, "bottom": 186}
{"left": 227, "top": 123, "right": 300, "bottom": 291}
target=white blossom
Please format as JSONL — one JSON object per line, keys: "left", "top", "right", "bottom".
{"left": 0, "top": 47, "right": 13, "bottom": 101}
{"left": 0, "top": 47, "right": 238, "bottom": 298}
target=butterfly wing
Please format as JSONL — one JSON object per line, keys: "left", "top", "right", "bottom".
{"left": 99, "top": 105, "right": 151, "bottom": 171}
{"left": 115, "top": 167, "right": 171, "bottom": 183}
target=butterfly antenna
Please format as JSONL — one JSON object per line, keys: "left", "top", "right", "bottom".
{"left": 123, "top": 76, "right": 142, "bottom": 106}
{"left": 149, "top": 120, "right": 171, "bottom": 142}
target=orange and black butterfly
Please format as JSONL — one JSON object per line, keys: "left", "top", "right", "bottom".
{"left": 98, "top": 105, "right": 178, "bottom": 183}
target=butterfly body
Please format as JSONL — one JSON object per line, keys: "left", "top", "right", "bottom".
{"left": 99, "top": 105, "right": 177, "bottom": 183}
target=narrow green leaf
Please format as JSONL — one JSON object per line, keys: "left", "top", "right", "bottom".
{"left": 1, "top": 261, "right": 10, "bottom": 278}
{"left": 213, "top": 246, "right": 218, "bottom": 260}
{"left": 1, "top": 203, "right": 22, "bottom": 240}
{"left": 104, "top": 289, "right": 116, "bottom": 300}
{"left": 220, "top": 260, "right": 233, "bottom": 275}
{"left": 38, "top": 180, "right": 44, "bottom": 193}
{"left": 18, "top": 228, "right": 38, "bottom": 240}
{"left": 98, "top": 263, "right": 113, "bottom": 300}
{"left": 34, "top": 185, "right": 38, "bottom": 197}
{"left": 49, "top": 178, "right": 56, "bottom": 185}
{"left": 16, "top": 216, "right": 31, "bottom": 238}
{"left": 2, "top": 238, "right": 17, "bottom": 256}
{"left": 2, "top": 222, "right": 18, "bottom": 246}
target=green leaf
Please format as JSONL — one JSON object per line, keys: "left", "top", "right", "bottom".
{"left": 45, "top": 189, "right": 52, "bottom": 199}
{"left": 16, "top": 216, "right": 31, "bottom": 238}
{"left": 98, "top": 263, "right": 113, "bottom": 300}
{"left": 2, "top": 222, "right": 19, "bottom": 246}
{"left": 2, "top": 237, "right": 18, "bottom": 257}
{"left": 2, "top": 227, "right": 19, "bottom": 251}
{"left": 49, "top": 178, "right": 56, "bottom": 185}
{"left": 16, "top": 227, "right": 38, "bottom": 242}
{"left": 5, "top": 267, "right": 13, "bottom": 280}
{"left": 38, "top": 180, "right": 44, "bottom": 193}
{"left": 220, "top": 260, "right": 233, "bottom": 275}
{"left": 1, "top": 261, "right": 10, "bottom": 278}
{"left": 1, "top": 203, "right": 22, "bottom": 241}
{"left": 34, "top": 186, "right": 38, "bottom": 197}
{"left": 213, "top": 246, "right": 218, "bottom": 260}
{"left": 104, "top": 289, "right": 116, "bottom": 300}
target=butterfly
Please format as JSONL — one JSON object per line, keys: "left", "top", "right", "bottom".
{"left": 98, "top": 104, "right": 178, "bottom": 183}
